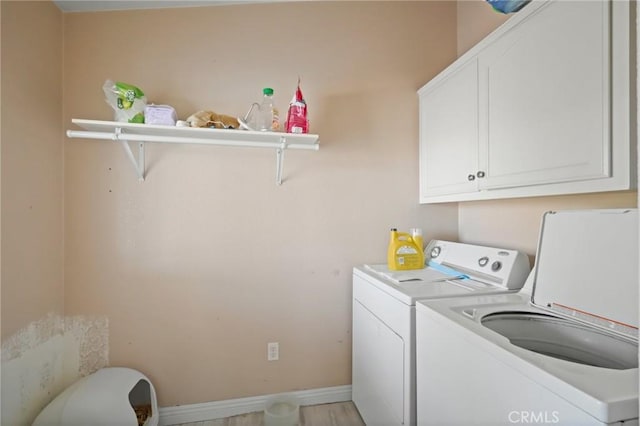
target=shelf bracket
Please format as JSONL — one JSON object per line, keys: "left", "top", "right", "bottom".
{"left": 115, "top": 127, "right": 145, "bottom": 182}
{"left": 275, "top": 136, "right": 287, "bottom": 185}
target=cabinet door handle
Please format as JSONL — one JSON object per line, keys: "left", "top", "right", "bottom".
{"left": 468, "top": 174, "right": 476, "bottom": 181}
{"left": 476, "top": 171, "right": 486, "bottom": 178}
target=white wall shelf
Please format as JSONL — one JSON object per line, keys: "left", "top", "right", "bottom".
{"left": 67, "top": 119, "right": 320, "bottom": 185}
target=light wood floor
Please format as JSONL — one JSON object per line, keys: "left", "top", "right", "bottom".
{"left": 175, "top": 401, "right": 365, "bottom": 426}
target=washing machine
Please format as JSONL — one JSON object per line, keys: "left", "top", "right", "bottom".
{"left": 415, "top": 209, "right": 638, "bottom": 426}
{"left": 352, "top": 239, "right": 531, "bottom": 426}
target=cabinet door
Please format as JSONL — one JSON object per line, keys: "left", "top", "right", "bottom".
{"left": 478, "top": 1, "right": 610, "bottom": 190}
{"left": 419, "top": 59, "right": 479, "bottom": 200}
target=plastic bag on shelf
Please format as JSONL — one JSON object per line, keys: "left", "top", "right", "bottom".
{"left": 144, "top": 104, "right": 177, "bottom": 126}
{"left": 103, "top": 80, "right": 147, "bottom": 123}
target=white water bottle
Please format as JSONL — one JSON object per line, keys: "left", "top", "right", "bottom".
{"left": 257, "top": 87, "right": 279, "bottom": 131}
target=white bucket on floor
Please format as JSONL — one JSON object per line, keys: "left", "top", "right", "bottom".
{"left": 264, "top": 393, "right": 300, "bottom": 426}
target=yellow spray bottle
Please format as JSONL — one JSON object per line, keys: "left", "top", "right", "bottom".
{"left": 387, "top": 228, "right": 425, "bottom": 271}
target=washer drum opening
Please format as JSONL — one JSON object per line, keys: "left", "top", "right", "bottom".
{"left": 481, "top": 312, "right": 638, "bottom": 370}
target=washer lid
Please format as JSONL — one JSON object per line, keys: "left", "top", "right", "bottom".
{"left": 531, "top": 209, "right": 638, "bottom": 337}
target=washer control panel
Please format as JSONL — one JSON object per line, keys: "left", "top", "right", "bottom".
{"left": 425, "top": 240, "right": 530, "bottom": 290}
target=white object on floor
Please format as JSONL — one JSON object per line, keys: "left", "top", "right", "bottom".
{"left": 264, "top": 393, "right": 300, "bottom": 426}
{"left": 32, "top": 367, "right": 158, "bottom": 426}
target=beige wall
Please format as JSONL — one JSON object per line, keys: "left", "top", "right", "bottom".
{"left": 63, "top": 2, "right": 458, "bottom": 406}
{"left": 1, "top": 0, "right": 64, "bottom": 341}
{"left": 1, "top": 1, "right": 66, "bottom": 424}
{"left": 456, "top": 0, "right": 638, "bottom": 261}
{"left": 457, "top": 0, "right": 508, "bottom": 56}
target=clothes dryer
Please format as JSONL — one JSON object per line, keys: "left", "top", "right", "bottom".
{"left": 416, "top": 209, "right": 638, "bottom": 426}
{"left": 352, "top": 240, "right": 530, "bottom": 426}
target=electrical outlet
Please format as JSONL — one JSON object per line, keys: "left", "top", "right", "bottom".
{"left": 267, "top": 342, "right": 279, "bottom": 361}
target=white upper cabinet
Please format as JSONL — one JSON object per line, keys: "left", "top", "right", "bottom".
{"left": 419, "top": 58, "right": 479, "bottom": 197}
{"left": 418, "top": 0, "right": 634, "bottom": 203}
{"left": 480, "top": 0, "right": 609, "bottom": 189}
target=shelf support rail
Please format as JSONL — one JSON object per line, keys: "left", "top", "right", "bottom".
{"left": 66, "top": 127, "right": 319, "bottom": 185}
{"left": 276, "top": 136, "right": 287, "bottom": 186}
{"left": 115, "top": 127, "right": 146, "bottom": 181}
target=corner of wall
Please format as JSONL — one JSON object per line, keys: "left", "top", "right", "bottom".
{"left": 456, "top": 0, "right": 510, "bottom": 57}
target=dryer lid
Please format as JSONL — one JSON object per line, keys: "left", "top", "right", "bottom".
{"left": 531, "top": 209, "right": 638, "bottom": 338}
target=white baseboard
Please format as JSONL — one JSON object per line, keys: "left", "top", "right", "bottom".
{"left": 158, "top": 385, "right": 352, "bottom": 426}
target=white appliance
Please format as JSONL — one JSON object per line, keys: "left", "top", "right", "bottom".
{"left": 416, "top": 209, "right": 638, "bottom": 426}
{"left": 352, "top": 240, "right": 530, "bottom": 426}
